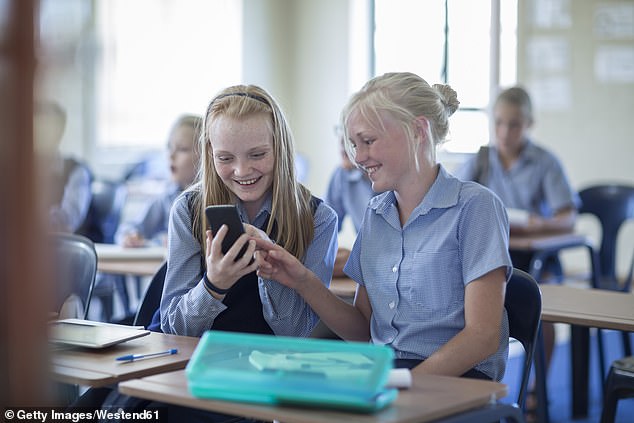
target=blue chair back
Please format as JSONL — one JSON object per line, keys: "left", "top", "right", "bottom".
{"left": 505, "top": 268, "right": 542, "bottom": 409}
{"left": 578, "top": 185, "right": 634, "bottom": 288}
{"left": 133, "top": 262, "right": 167, "bottom": 329}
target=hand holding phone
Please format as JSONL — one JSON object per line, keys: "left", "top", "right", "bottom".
{"left": 205, "top": 205, "right": 250, "bottom": 262}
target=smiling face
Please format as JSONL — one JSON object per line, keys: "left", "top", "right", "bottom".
{"left": 210, "top": 113, "right": 275, "bottom": 215}
{"left": 346, "top": 109, "right": 416, "bottom": 194}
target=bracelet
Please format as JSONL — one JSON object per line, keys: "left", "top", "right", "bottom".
{"left": 203, "top": 273, "right": 230, "bottom": 295}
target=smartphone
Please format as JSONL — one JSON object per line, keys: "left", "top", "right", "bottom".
{"left": 205, "top": 205, "right": 250, "bottom": 261}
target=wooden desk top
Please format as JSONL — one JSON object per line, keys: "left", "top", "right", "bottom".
{"left": 541, "top": 284, "right": 634, "bottom": 331}
{"left": 51, "top": 332, "right": 199, "bottom": 387}
{"left": 330, "top": 277, "right": 358, "bottom": 299}
{"left": 119, "top": 370, "right": 507, "bottom": 423}
{"left": 95, "top": 243, "right": 166, "bottom": 276}
{"left": 509, "top": 232, "right": 590, "bottom": 252}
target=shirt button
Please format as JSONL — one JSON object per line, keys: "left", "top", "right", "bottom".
{"left": 389, "top": 301, "right": 395, "bottom": 309}
{"left": 392, "top": 266, "right": 398, "bottom": 273}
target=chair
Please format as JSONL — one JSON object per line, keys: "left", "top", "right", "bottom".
{"left": 579, "top": 185, "right": 634, "bottom": 369}
{"left": 600, "top": 356, "right": 634, "bottom": 423}
{"left": 83, "top": 179, "right": 128, "bottom": 244}
{"left": 578, "top": 184, "right": 634, "bottom": 291}
{"left": 84, "top": 179, "right": 134, "bottom": 321}
{"left": 51, "top": 233, "right": 98, "bottom": 319}
{"left": 432, "top": 268, "right": 541, "bottom": 423}
{"left": 506, "top": 268, "right": 543, "bottom": 410}
{"left": 133, "top": 262, "right": 167, "bottom": 328}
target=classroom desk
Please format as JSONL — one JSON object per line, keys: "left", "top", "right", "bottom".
{"left": 330, "top": 277, "right": 358, "bottom": 299}
{"left": 95, "top": 243, "right": 166, "bottom": 276}
{"left": 51, "top": 332, "right": 199, "bottom": 387}
{"left": 508, "top": 231, "right": 601, "bottom": 423}
{"left": 540, "top": 284, "right": 634, "bottom": 419}
{"left": 119, "top": 370, "right": 508, "bottom": 423}
{"left": 541, "top": 284, "right": 634, "bottom": 331}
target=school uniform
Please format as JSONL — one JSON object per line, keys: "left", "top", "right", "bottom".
{"left": 161, "top": 190, "right": 338, "bottom": 337}
{"left": 344, "top": 165, "right": 513, "bottom": 381}
{"left": 115, "top": 182, "right": 182, "bottom": 246}
{"left": 324, "top": 166, "right": 375, "bottom": 232}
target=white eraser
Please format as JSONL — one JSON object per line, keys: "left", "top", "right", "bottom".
{"left": 386, "top": 368, "right": 412, "bottom": 389}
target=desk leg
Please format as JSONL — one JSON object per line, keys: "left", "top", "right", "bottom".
{"left": 535, "top": 325, "right": 551, "bottom": 423}
{"left": 571, "top": 325, "right": 589, "bottom": 419}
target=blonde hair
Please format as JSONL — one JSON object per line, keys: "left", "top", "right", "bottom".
{"left": 341, "top": 72, "right": 459, "bottom": 168}
{"left": 190, "top": 85, "right": 314, "bottom": 260}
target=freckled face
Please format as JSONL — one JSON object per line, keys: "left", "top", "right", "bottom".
{"left": 346, "top": 109, "right": 415, "bottom": 193}
{"left": 210, "top": 114, "right": 275, "bottom": 212}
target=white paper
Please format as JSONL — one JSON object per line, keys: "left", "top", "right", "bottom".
{"left": 533, "top": 0, "right": 572, "bottom": 29}
{"left": 594, "top": 3, "right": 634, "bottom": 39}
{"left": 506, "top": 208, "right": 530, "bottom": 227}
{"left": 386, "top": 368, "right": 412, "bottom": 389}
{"left": 527, "top": 37, "right": 570, "bottom": 73}
{"left": 528, "top": 77, "right": 572, "bottom": 111}
{"left": 595, "top": 46, "right": 634, "bottom": 83}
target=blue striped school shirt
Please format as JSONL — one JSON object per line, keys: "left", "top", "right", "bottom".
{"left": 161, "top": 191, "right": 338, "bottom": 337}
{"left": 344, "top": 165, "right": 512, "bottom": 381}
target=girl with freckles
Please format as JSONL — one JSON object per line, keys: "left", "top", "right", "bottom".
{"left": 254, "top": 72, "right": 513, "bottom": 381}
{"left": 160, "top": 85, "right": 338, "bottom": 337}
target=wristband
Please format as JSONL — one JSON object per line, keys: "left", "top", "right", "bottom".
{"left": 203, "top": 273, "right": 230, "bottom": 295}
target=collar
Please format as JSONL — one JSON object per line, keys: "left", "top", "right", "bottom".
{"left": 369, "top": 165, "right": 461, "bottom": 217}
{"left": 235, "top": 191, "right": 273, "bottom": 226}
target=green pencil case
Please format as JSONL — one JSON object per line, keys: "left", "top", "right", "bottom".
{"left": 185, "top": 330, "right": 398, "bottom": 413}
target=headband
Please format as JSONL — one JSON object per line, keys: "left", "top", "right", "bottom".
{"left": 214, "top": 92, "right": 269, "bottom": 105}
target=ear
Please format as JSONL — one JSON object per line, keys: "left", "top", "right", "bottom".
{"left": 414, "top": 116, "right": 430, "bottom": 141}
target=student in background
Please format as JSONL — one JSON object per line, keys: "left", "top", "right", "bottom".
{"left": 454, "top": 86, "right": 579, "bottom": 391}
{"left": 324, "top": 127, "right": 374, "bottom": 277}
{"left": 254, "top": 72, "right": 512, "bottom": 381}
{"left": 160, "top": 84, "right": 338, "bottom": 338}
{"left": 35, "top": 100, "right": 92, "bottom": 233}
{"left": 115, "top": 114, "right": 202, "bottom": 247}
{"left": 455, "top": 86, "right": 578, "bottom": 239}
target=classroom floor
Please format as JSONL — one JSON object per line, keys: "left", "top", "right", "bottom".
{"left": 501, "top": 326, "right": 634, "bottom": 423}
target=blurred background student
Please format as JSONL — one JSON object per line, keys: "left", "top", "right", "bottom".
{"left": 324, "top": 125, "right": 374, "bottom": 277}
{"left": 115, "top": 114, "right": 202, "bottom": 247}
{"left": 35, "top": 100, "right": 92, "bottom": 234}
{"left": 454, "top": 86, "right": 580, "bottom": 411}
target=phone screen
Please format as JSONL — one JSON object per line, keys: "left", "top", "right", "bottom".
{"left": 205, "top": 205, "right": 249, "bottom": 261}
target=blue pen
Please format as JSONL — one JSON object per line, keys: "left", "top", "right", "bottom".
{"left": 116, "top": 348, "right": 178, "bottom": 362}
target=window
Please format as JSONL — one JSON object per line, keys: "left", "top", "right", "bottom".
{"left": 373, "top": 0, "right": 517, "bottom": 153}
{"left": 95, "top": 0, "right": 242, "bottom": 148}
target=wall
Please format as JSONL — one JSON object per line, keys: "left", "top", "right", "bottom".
{"left": 244, "top": 0, "right": 351, "bottom": 199}
{"left": 518, "top": 0, "right": 634, "bottom": 276}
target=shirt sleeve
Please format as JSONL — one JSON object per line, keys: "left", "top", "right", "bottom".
{"left": 458, "top": 185, "right": 513, "bottom": 284}
{"left": 160, "top": 194, "right": 228, "bottom": 336}
{"left": 542, "top": 154, "right": 580, "bottom": 214}
{"left": 259, "top": 201, "right": 338, "bottom": 337}
{"left": 50, "top": 164, "right": 92, "bottom": 232}
{"left": 324, "top": 167, "right": 346, "bottom": 232}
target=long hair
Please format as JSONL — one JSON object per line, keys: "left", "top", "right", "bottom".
{"left": 189, "top": 85, "right": 314, "bottom": 260}
{"left": 341, "top": 72, "right": 459, "bottom": 169}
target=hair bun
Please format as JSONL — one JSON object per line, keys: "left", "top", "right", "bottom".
{"left": 432, "top": 84, "right": 460, "bottom": 116}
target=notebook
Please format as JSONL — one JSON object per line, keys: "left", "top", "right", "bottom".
{"left": 49, "top": 319, "right": 150, "bottom": 348}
